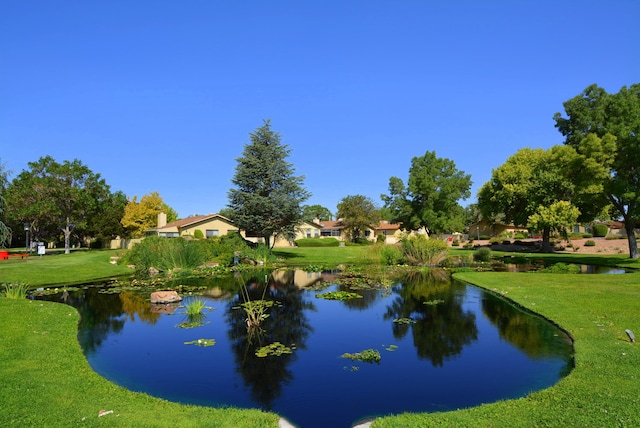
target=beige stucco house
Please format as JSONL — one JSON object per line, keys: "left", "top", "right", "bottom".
{"left": 468, "top": 220, "right": 527, "bottom": 239}
{"left": 145, "top": 213, "right": 241, "bottom": 238}
{"left": 317, "top": 219, "right": 406, "bottom": 243}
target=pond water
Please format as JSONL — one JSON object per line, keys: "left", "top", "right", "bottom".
{"left": 37, "top": 269, "right": 574, "bottom": 428}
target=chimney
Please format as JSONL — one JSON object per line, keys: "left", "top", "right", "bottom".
{"left": 158, "top": 212, "right": 167, "bottom": 228}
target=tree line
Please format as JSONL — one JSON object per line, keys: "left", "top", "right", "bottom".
{"left": 0, "top": 83, "right": 638, "bottom": 258}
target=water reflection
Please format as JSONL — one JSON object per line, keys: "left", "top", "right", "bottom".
{"left": 384, "top": 270, "right": 478, "bottom": 366}
{"left": 225, "top": 271, "right": 315, "bottom": 407}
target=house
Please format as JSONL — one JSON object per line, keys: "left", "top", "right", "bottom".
{"left": 145, "top": 213, "right": 241, "bottom": 238}
{"left": 318, "top": 219, "right": 405, "bottom": 243}
{"left": 468, "top": 221, "right": 527, "bottom": 239}
{"left": 246, "top": 220, "right": 323, "bottom": 247}
{"left": 373, "top": 221, "right": 404, "bottom": 244}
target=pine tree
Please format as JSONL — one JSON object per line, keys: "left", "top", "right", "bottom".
{"left": 227, "top": 120, "right": 310, "bottom": 248}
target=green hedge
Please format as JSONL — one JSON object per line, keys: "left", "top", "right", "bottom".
{"left": 295, "top": 238, "right": 340, "bottom": 247}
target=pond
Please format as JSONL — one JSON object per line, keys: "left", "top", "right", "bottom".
{"left": 37, "top": 269, "right": 574, "bottom": 428}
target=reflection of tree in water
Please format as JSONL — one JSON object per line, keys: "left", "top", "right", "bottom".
{"left": 384, "top": 270, "right": 478, "bottom": 367}
{"left": 226, "top": 270, "right": 315, "bottom": 408}
{"left": 42, "top": 286, "right": 126, "bottom": 356}
{"left": 481, "top": 292, "right": 574, "bottom": 375}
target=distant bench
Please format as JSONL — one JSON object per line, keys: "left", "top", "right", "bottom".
{"left": 0, "top": 252, "right": 29, "bottom": 260}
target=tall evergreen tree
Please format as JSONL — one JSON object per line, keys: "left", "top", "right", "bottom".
{"left": 227, "top": 120, "right": 310, "bottom": 248}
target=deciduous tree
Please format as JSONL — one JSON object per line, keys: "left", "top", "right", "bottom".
{"left": 381, "top": 151, "right": 471, "bottom": 234}
{"left": 478, "top": 144, "right": 612, "bottom": 251}
{"left": 121, "top": 192, "right": 178, "bottom": 238}
{"left": 5, "top": 156, "right": 112, "bottom": 253}
{"left": 301, "top": 204, "right": 333, "bottom": 222}
{"left": 554, "top": 83, "right": 640, "bottom": 258}
{"left": 227, "top": 120, "right": 310, "bottom": 248}
{"left": 336, "top": 195, "right": 380, "bottom": 242}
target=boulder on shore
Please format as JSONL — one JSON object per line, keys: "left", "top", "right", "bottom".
{"left": 150, "top": 290, "right": 182, "bottom": 304}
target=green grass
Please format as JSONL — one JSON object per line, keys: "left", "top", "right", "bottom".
{"left": 373, "top": 271, "right": 640, "bottom": 427}
{"left": 0, "top": 250, "right": 133, "bottom": 286}
{"left": 273, "top": 245, "right": 375, "bottom": 266}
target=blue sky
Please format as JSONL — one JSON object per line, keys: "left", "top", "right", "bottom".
{"left": 2, "top": 1, "right": 638, "bottom": 218}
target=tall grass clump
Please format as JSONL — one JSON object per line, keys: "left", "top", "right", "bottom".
{"left": 366, "top": 243, "right": 404, "bottom": 265}
{"left": 124, "top": 236, "right": 209, "bottom": 275}
{"left": 2, "top": 283, "right": 29, "bottom": 299}
{"left": 401, "top": 235, "right": 448, "bottom": 266}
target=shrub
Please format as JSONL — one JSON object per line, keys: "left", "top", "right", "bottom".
{"left": 295, "top": 238, "right": 340, "bottom": 247}
{"left": 377, "top": 244, "right": 404, "bottom": 265}
{"left": 376, "top": 234, "right": 386, "bottom": 244}
{"left": 514, "top": 232, "right": 527, "bottom": 239}
{"left": 568, "top": 232, "right": 583, "bottom": 240}
{"left": 479, "top": 235, "right": 491, "bottom": 240}
{"left": 451, "top": 239, "right": 460, "bottom": 246}
{"left": 592, "top": 223, "right": 608, "bottom": 237}
{"left": 582, "top": 233, "right": 593, "bottom": 238}
{"left": 193, "top": 229, "right": 204, "bottom": 239}
{"left": 473, "top": 247, "right": 492, "bottom": 262}
{"left": 584, "top": 240, "right": 596, "bottom": 247}
{"left": 401, "top": 235, "right": 449, "bottom": 266}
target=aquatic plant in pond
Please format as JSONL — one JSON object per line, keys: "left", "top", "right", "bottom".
{"left": 315, "top": 290, "right": 362, "bottom": 300}
{"left": 185, "top": 298, "right": 210, "bottom": 316}
{"left": 184, "top": 338, "right": 216, "bottom": 347}
{"left": 341, "top": 349, "right": 381, "bottom": 364}
{"left": 255, "top": 342, "right": 295, "bottom": 357}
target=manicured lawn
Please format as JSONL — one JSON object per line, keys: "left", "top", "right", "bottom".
{"left": 274, "top": 245, "right": 377, "bottom": 266}
{"left": 0, "top": 249, "right": 133, "bottom": 286}
{"left": 2, "top": 246, "right": 639, "bottom": 426}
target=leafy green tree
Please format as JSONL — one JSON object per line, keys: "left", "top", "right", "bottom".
{"left": 227, "top": 120, "right": 311, "bottom": 248}
{"left": 86, "top": 190, "right": 128, "bottom": 246}
{"left": 554, "top": 83, "right": 640, "bottom": 258}
{"left": 301, "top": 204, "right": 332, "bottom": 222}
{"left": 336, "top": 194, "right": 380, "bottom": 241}
{"left": 528, "top": 201, "right": 581, "bottom": 241}
{"left": 381, "top": 150, "right": 471, "bottom": 234}
{"left": 0, "top": 160, "right": 11, "bottom": 247}
{"left": 478, "top": 144, "right": 611, "bottom": 251}
{"left": 120, "top": 191, "right": 178, "bottom": 238}
{"left": 5, "top": 156, "right": 112, "bottom": 253}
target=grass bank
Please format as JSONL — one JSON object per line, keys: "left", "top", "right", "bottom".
{"left": 373, "top": 271, "right": 640, "bottom": 427}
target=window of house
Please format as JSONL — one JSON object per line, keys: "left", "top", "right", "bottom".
{"left": 306, "top": 228, "right": 311, "bottom": 238}
{"left": 206, "top": 229, "right": 219, "bottom": 238}
{"left": 314, "top": 229, "right": 319, "bottom": 238}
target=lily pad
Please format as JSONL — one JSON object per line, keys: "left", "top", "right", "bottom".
{"left": 184, "top": 339, "right": 216, "bottom": 347}
{"left": 255, "top": 342, "right": 294, "bottom": 357}
{"left": 315, "top": 291, "right": 362, "bottom": 301}
{"left": 340, "top": 349, "right": 381, "bottom": 364}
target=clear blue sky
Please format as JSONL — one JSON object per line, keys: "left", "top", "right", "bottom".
{"left": 2, "top": 1, "right": 638, "bottom": 218}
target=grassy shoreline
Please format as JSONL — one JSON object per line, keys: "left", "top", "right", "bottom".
{"left": 1, "top": 248, "right": 639, "bottom": 426}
